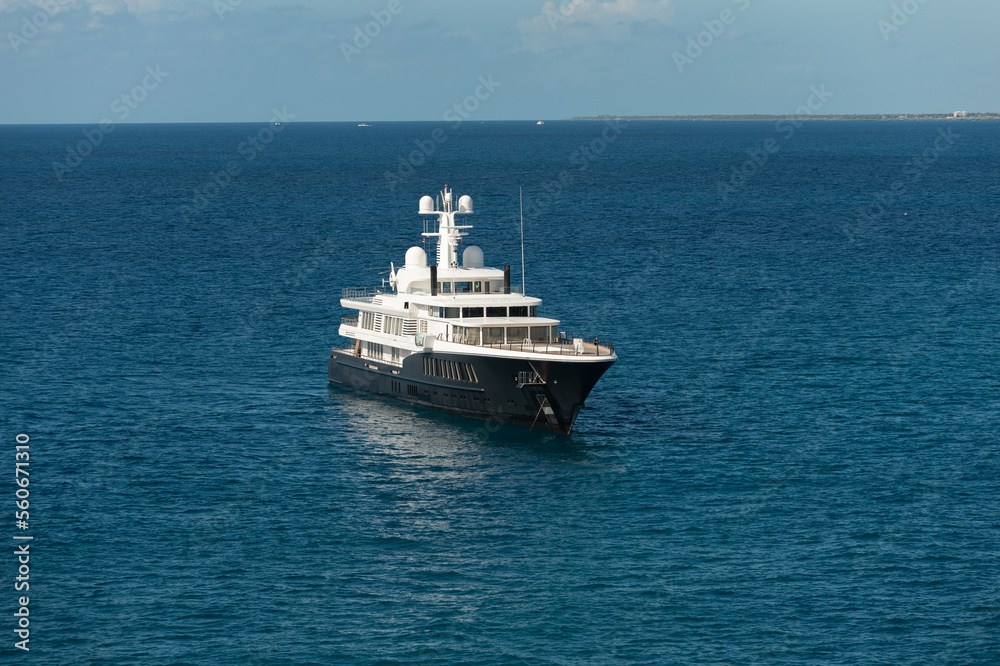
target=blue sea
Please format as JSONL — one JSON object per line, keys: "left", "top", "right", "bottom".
{"left": 2, "top": 119, "right": 999, "bottom": 664}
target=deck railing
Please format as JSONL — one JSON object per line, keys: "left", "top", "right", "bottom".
{"left": 334, "top": 345, "right": 403, "bottom": 367}
{"left": 474, "top": 335, "right": 615, "bottom": 357}
{"left": 341, "top": 316, "right": 358, "bottom": 327}
{"left": 341, "top": 287, "right": 387, "bottom": 302}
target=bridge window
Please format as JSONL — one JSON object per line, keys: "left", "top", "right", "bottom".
{"left": 474, "top": 281, "right": 482, "bottom": 293}
{"left": 530, "top": 306, "right": 537, "bottom": 317}
{"left": 455, "top": 281, "right": 472, "bottom": 293}
{"left": 486, "top": 307, "right": 506, "bottom": 317}
{"left": 453, "top": 326, "right": 480, "bottom": 345}
{"left": 462, "top": 307, "right": 484, "bottom": 318}
{"left": 507, "top": 326, "right": 528, "bottom": 343}
{"left": 441, "top": 282, "right": 452, "bottom": 294}
{"left": 443, "top": 307, "right": 460, "bottom": 319}
{"left": 484, "top": 327, "right": 504, "bottom": 344}
{"left": 530, "top": 326, "right": 550, "bottom": 343}
{"left": 509, "top": 306, "right": 528, "bottom": 317}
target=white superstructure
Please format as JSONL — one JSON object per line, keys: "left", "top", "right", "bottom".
{"left": 337, "top": 185, "right": 611, "bottom": 368}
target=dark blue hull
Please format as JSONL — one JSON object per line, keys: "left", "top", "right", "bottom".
{"left": 328, "top": 349, "right": 614, "bottom": 434}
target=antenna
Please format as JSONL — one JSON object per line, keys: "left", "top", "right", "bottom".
{"left": 519, "top": 188, "right": 526, "bottom": 295}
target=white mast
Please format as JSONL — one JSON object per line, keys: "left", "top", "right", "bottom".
{"left": 520, "top": 188, "right": 525, "bottom": 295}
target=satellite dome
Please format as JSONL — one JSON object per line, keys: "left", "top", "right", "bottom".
{"left": 462, "top": 245, "right": 484, "bottom": 269}
{"left": 418, "top": 196, "right": 434, "bottom": 214}
{"left": 405, "top": 246, "right": 427, "bottom": 268}
{"left": 458, "top": 195, "right": 473, "bottom": 213}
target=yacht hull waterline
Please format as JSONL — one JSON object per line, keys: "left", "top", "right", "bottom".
{"left": 328, "top": 184, "right": 617, "bottom": 434}
{"left": 328, "top": 347, "right": 614, "bottom": 434}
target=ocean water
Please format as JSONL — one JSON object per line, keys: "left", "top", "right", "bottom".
{"left": 2, "top": 120, "right": 999, "bottom": 664}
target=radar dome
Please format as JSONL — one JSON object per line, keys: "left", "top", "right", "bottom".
{"left": 418, "top": 196, "right": 434, "bottom": 214}
{"left": 405, "top": 246, "right": 427, "bottom": 268}
{"left": 458, "top": 195, "right": 473, "bottom": 214}
{"left": 462, "top": 245, "right": 484, "bottom": 269}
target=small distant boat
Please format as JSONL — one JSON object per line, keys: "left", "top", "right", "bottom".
{"left": 358, "top": 123, "right": 372, "bottom": 127}
{"left": 536, "top": 121, "right": 545, "bottom": 125}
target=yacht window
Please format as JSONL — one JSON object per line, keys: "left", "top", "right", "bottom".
{"left": 486, "top": 307, "right": 506, "bottom": 318}
{"left": 455, "top": 281, "right": 472, "bottom": 293}
{"left": 530, "top": 326, "right": 550, "bottom": 343}
{"left": 509, "top": 306, "right": 528, "bottom": 317}
{"left": 442, "top": 282, "right": 452, "bottom": 294}
{"left": 474, "top": 281, "right": 482, "bottom": 293}
{"left": 483, "top": 327, "right": 504, "bottom": 344}
{"left": 462, "top": 307, "right": 484, "bottom": 318}
{"left": 483, "top": 281, "right": 490, "bottom": 293}
{"left": 443, "top": 307, "right": 460, "bottom": 319}
{"left": 507, "top": 326, "right": 528, "bottom": 343}
{"left": 529, "top": 306, "right": 537, "bottom": 317}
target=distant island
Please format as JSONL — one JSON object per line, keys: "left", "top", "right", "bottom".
{"left": 569, "top": 113, "right": 1000, "bottom": 122}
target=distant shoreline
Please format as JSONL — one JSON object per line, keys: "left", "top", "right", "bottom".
{"left": 569, "top": 113, "right": 1000, "bottom": 122}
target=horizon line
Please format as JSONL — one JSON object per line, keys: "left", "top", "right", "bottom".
{"left": 2, "top": 113, "right": 999, "bottom": 127}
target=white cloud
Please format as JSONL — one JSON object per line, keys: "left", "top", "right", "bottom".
{"left": 0, "top": 0, "right": 176, "bottom": 16}
{"left": 518, "top": 0, "right": 674, "bottom": 52}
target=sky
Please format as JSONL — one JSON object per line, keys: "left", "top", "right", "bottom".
{"left": 1, "top": 0, "right": 998, "bottom": 123}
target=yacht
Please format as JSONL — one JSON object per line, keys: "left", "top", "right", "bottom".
{"left": 328, "top": 185, "right": 616, "bottom": 433}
